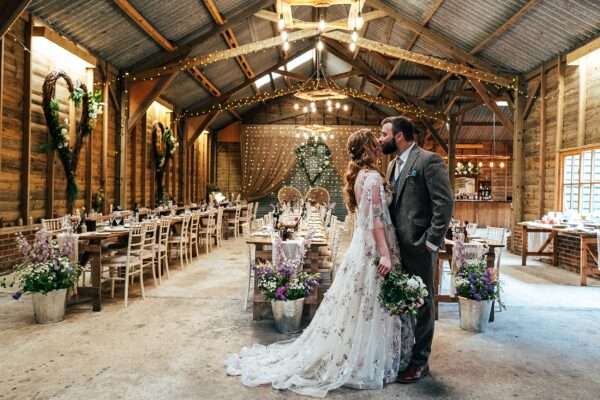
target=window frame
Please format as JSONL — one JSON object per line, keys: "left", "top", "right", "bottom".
{"left": 559, "top": 145, "right": 600, "bottom": 213}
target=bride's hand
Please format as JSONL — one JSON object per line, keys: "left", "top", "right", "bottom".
{"left": 377, "top": 256, "right": 392, "bottom": 277}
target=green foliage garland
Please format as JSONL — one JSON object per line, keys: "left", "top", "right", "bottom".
{"left": 294, "top": 139, "right": 332, "bottom": 187}
{"left": 152, "top": 121, "right": 179, "bottom": 204}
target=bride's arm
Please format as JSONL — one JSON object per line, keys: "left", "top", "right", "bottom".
{"left": 367, "top": 176, "right": 392, "bottom": 277}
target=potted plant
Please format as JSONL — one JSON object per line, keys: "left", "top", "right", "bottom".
{"left": 254, "top": 259, "right": 319, "bottom": 334}
{"left": 454, "top": 259, "right": 498, "bottom": 333}
{"left": 1, "top": 229, "right": 80, "bottom": 324}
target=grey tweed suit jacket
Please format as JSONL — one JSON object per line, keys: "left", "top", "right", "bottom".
{"left": 386, "top": 145, "right": 454, "bottom": 257}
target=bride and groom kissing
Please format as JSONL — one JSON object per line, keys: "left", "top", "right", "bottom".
{"left": 225, "top": 116, "right": 454, "bottom": 397}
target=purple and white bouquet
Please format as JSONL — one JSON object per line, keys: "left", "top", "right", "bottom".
{"left": 454, "top": 259, "right": 498, "bottom": 301}
{"left": 255, "top": 258, "right": 319, "bottom": 301}
{"left": 0, "top": 229, "right": 80, "bottom": 299}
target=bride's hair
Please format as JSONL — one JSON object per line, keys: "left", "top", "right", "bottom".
{"left": 344, "top": 129, "right": 383, "bottom": 213}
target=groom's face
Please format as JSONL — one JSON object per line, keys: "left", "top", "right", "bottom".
{"left": 379, "top": 123, "right": 397, "bottom": 155}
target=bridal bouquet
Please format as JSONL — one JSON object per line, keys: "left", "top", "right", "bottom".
{"left": 254, "top": 259, "right": 320, "bottom": 301}
{"left": 379, "top": 271, "right": 428, "bottom": 316}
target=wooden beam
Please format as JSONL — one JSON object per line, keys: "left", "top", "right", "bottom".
{"left": 422, "top": 120, "right": 448, "bottom": 154}
{"left": 32, "top": 26, "right": 97, "bottom": 66}
{"left": 512, "top": 79, "right": 525, "bottom": 229}
{"left": 127, "top": 73, "right": 178, "bottom": 128}
{"left": 554, "top": 56, "right": 565, "bottom": 210}
{"left": 0, "top": 38, "right": 3, "bottom": 173}
{"left": 20, "top": 18, "right": 32, "bottom": 224}
{"left": 0, "top": 0, "right": 31, "bottom": 38}
{"left": 101, "top": 77, "right": 109, "bottom": 213}
{"left": 367, "top": 0, "right": 497, "bottom": 73}
{"left": 113, "top": 0, "right": 176, "bottom": 51}
{"left": 538, "top": 64, "right": 546, "bottom": 217}
{"left": 448, "top": 115, "right": 457, "bottom": 191}
{"left": 274, "top": 69, "right": 306, "bottom": 80}
{"left": 118, "top": 79, "right": 129, "bottom": 207}
{"left": 190, "top": 111, "right": 220, "bottom": 144}
{"left": 323, "top": 31, "right": 513, "bottom": 87}
{"left": 254, "top": 9, "right": 386, "bottom": 30}
{"left": 567, "top": 35, "right": 600, "bottom": 65}
{"left": 186, "top": 42, "right": 313, "bottom": 114}
{"left": 141, "top": 113, "right": 147, "bottom": 206}
{"left": 577, "top": 59, "right": 587, "bottom": 147}
{"left": 523, "top": 79, "right": 540, "bottom": 121}
{"left": 471, "top": 0, "right": 541, "bottom": 54}
{"left": 468, "top": 78, "right": 514, "bottom": 133}
{"left": 329, "top": 69, "right": 360, "bottom": 80}
{"left": 130, "top": 0, "right": 274, "bottom": 72}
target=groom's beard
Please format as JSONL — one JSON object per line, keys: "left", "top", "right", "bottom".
{"left": 381, "top": 138, "right": 397, "bottom": 155}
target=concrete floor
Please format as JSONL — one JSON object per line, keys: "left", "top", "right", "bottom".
{"left": 1, "top": 237, "right": 600, "bottom": 400}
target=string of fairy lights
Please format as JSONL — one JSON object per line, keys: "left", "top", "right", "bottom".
{"left": 2, "top": 26, "right": 591, "bottom": 123}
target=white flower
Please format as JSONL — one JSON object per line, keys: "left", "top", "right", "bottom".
{"left": 407, "top": 277, "right": 421, "bottom": 290}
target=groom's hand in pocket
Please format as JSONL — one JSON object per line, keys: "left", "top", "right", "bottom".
{"left": 377, "top": 256, "right": 392, "bottom": 277}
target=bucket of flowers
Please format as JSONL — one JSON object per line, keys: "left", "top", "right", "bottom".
{"left": 454, "top": 259, "right": 498, "bottom": 332}
{"left": 0, "top": 229, "right": 80, "bottom": 324}
{"left": 254, "top": 258, "right": 320, "bottom": 334}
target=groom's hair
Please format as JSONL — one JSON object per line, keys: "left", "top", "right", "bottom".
{"left": 381, "top": 116, "right": 414, "bottom": 142}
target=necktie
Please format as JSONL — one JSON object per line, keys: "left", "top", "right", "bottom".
{"left": 394, "top": 157, "right": 404, "bottom": 183}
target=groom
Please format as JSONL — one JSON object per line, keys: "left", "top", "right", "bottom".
{"left": 379, "top": 116, "right": 453, "bottom": 383}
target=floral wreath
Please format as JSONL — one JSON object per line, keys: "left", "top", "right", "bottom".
{"left": 294, "top": 139, "right": 332, "bottom": 186}
{"left": 42, "top": 71, "right": 101, "bottom": 211}
{"left": 152, "top": 121, "right": 178, "bottom": 203}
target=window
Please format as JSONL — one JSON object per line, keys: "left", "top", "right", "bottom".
{"left": 561, "top": 148, "right": 600, "bottom": 213}
{"left": 254, "top": 49, "right": 315, "bottom": 89}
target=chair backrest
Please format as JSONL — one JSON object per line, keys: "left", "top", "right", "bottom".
{"left": 142, "top": 220, "right": 157, "bottom": 253}
{"left": 485, "top": 227, "right": 506, "bottom": 245}
{"left": 181, "top": 214, "right": 192, "bottom": 239}
{"left": 235, "top": 204, "right": 242, "bottom": 220}
{"left": 252, "top": 202, "right": 259, "bottom": 220}
{"left": 277, "top": 186, "right": 303, "bottom": 204}
{"left": 42, "top": 217, "right": 66, "bottom": 233}
{"left": 451, "top": 241, "right": 486, "bottom": 271}
{"left": 190, "top": 212, "right": 201, "bottom": 237}
{"left": 306, "top": 186, "right": 330, "bottom": 206}
{"left": 215, "top": 207, "right": 224, "bottom": 230}
{"left": 158, "top": 218, "right": 171, "bottom": 247}
{"left": 126, "top": 224, "right": 146, "bottom": 260}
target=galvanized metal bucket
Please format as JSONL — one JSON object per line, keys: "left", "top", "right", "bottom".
{"left": 32, "top": 289, "right": 67, "bottom": 324}
{"left": 458, "top": 296, "right": 493, "bottom": 333}
{"left": 271, "top": 298, "right": 304, "bottom": 334}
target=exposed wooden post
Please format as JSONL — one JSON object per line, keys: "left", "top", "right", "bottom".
{"left": 448, "top": 116, "right": 457, "bottom": 192}
{"left": 141, "top": 113, "right": 147, "bottom": 206}
{"left": 0, "top": 38, "right": 3, "bottom": 173}
{"left": 512, "top": 78, "right": 526, "bottom": 229}
{"left": 554, "top": 56, "right": 565, "bottom": 210}
{"left": 538, "top": 64, "right": 546, "bottom": 217}
{"left": 101, "top": 72, "right": 109, "bottom": 213}
{"left": 0, "top": 0, "right": 32, "bottom": 38}
{"left": 85, "top": 68, "right": 94, "bottom": 212}
{"left": 117, "top": 77, "right": 129, "bottom": 208}
{"left": 45, "top": 133, "right": 55, "bottom": 218}
{"left": 177, "top": 114, "right": 185, "bottom": 202}
{"left": 20, "top": 18, "right": 32, "bottom": 224}
{"left": 577, "top": 59, "right": 587, "bottom": 147}
{"left": 130, "top": 120, "right": 137, "bottom": 208}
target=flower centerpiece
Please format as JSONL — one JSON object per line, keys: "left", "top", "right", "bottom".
{"left": 0, "top": 230, "right": 80, "bottom": 324}
{"left": 454, "top": 161, "right": 480, "bottom": 176}
{"left": 454, "top": 259, "right": 498, "bottom": 332}
{"left": 379, "top": 271, "right": 429, "bottom": 317}
{"left": 255, "top": 258, "right": 319, "bottom": 333}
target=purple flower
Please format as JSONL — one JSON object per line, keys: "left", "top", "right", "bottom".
{"left": 12, "top": 291, "right": 22, "bottom": 300}
{"left": 275, "top": 286, "right": 288, "bottom": 300}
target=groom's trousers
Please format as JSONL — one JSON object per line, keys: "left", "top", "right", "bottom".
{"left": 401, "top": 249, "right": 435, "bottom": 368}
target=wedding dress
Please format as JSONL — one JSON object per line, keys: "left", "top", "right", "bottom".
{"left": 225, "top": 169, "right": 413, "bottom": 398}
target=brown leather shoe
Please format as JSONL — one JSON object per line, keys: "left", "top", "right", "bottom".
{"left": 396, "top": 364, "right": 429, "bottom": 384}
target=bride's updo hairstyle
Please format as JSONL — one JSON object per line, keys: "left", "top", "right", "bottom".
{"left": 344, "top": 129, "right": 382, "bottom": 213}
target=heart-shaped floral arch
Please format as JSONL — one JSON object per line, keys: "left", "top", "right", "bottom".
{"left": 42, "top": 71, "right": 101, "bottom": 212}
{"left": 294, "top": 140, "right": 332, "bottom": 187}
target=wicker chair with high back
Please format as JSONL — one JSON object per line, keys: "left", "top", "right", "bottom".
{"left": 305, "top": 186, "right": 330, "bottom": 207}
{"left": 277, "top": 186, "right": 303, "bottom": 205}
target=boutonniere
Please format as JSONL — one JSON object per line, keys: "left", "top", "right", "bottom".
{"left": 410, "top": 168, "right": 418, "bottom": 177}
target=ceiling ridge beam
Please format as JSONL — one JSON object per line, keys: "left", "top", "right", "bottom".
{"left": 0, "top": 0, "right": 31, "bottom": 38}
{"left": 468, "top": 78, "right": 514, "bottom": 133}
{"left": 113, "top": 0, "right": 176, "bottom": 52}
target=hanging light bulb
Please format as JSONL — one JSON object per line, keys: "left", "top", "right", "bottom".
{"left": 356, "top": 10, "right": 364, "bottom": 29}
{"left": 478, "top": 161, "right": 483, "bottom": 167}
{"left": 500, "top": 161, "right": 505, "bottom": 168}
{"left": 316, "top": 39, "right": 324, "bottom": 52}
{"left": 326, "top": 100, "right": 332, "bottom": 107}
{"left": 281, "top": 30, "right": 288, "bottom": 41}
{"left": 329, "top": 134, "right": 334, "bottom": 139}
{"left": 311, "top": 108, "right": 316, "bottom": 113}
{"left": 282, "top": 40, "right": 290, "bottom": 52}
{"left": 319, "top": 18, "right": 326, "bottom": 32}
{"left": 351, "top": 29, "right": 358, "bottom": 42}
{"left": 310, "top": 102, "right": 316, "bottom": 109}
{"left": 343, "top": 104, "right": 349, "bottom": 111}
{"left": 489, "top": 161, "right": 494, "bottom": 167}
{"left": 302, "top": 106, "right": 308, "bottom": 113}
{"left": 327, "top": 106, "right": 333, "bottom": 112}
{"left": 293, "top": 103, "right": 299, "bottom": 110}
{"left": 349, "top": 42, "right": 356, "bottom": 52}
{"left": 278, "top": 13, "right": 285, "bottom": 30}
{"left": 335, "top": 102, "right": 341, "bottom": 109}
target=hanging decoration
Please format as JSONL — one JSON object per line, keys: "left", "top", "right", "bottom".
{"left": 42, "top": 70, "right": 102, "bottom": 212}
{"left": 454, "top": 161, "right": 480, "bottom": 176}
{"left": 295, "top": 138, "right": 332, "bottom": 186}
{"left": 152, "top": 121, "right": 178, "bottom": 204}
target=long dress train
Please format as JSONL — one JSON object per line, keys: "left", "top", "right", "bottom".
{"left": 225, "top": 169, "right": 413, "bottom": 398}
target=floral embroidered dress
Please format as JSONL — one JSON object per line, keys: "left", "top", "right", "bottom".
{"left": 225, "top": 169, "right": 413, "bottom": 398}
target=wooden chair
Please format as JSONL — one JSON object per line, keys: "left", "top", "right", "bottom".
{"left": 277, "top": 186, "right": 303, "bottom": 205}
{"left": 199, "top": 210, "right": 216, "bottom": 253}
{"left": 140, "top": 220, "right": 158, "bottom": 288}
{"left": 485, "top": 227, "right": 507, "bottom": 311}
{"left": 306, "top": 186, "right": 330, "bottom": 206}
{"left": 188, "top": 211, "right": 201, "bottom": 258}
{"left": 42, "top": 217, "right": 67, "bottom": 234}
{"left": 102, "top": 224, "right": 147, "bottom": 308}
{"left": 155, "top": 218, "right": 171, "bottom": 282}
{"left": 168, "top": 214, "right": 191, "bottom": 269}
{"left": 239, "top": 203, "right": 253, "bottom": 236}
{"left": 211, "top": 207, "right": 224, "bottom": 248}
{"left": 227, "top": 204, "right": 242, "bottom": 238}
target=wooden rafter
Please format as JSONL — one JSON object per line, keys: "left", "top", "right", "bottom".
{"left": 254, "top": 9, "right": 386, "bottom": 30}
{"left": 131, "top": 0, "right": 274, "bottom": 72}
{"left": 329, "top": 69, "right": 360, "bottom": 80}
{"left": 113, "top": 0, "right": 176, "bottom": 51}
{"left": 202, "top": 0, "right": 256, "bottom": 79}
{"left": 323, "top": 31, "right": 514, "bottom": 87}
{"left": 190, "top": 111, "right": 220, "bottom": 143}
{"left": 468, "top": 78, "right": 514, "bottom": 133}
{"left": 128, "top": 73, "right": 179, "bottom": 128}
{"left": 377, "top": 0, "right": 445, "bottom": 97}
{"left": 523, "top": 79, "right": 541, "bottom": 121}
{"left": 0, "top": 0, "right": 31, "bottom": 38}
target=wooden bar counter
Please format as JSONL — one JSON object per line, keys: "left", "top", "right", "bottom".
{"left": 453, "top": 200, "right": 511, "bottom": 229}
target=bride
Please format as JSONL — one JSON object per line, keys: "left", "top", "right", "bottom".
{"left": 225, "top": 129, "right": 413, "bottom": 397}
